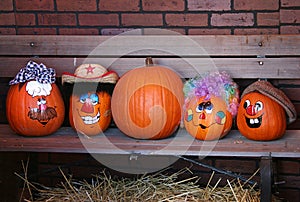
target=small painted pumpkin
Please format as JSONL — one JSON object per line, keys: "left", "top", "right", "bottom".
{"left": 183, "top": 71, "right": 239, "bottom": 141}
{"left": 6, "top": 61, "right": 65, "bottom": 136}
{"left": 111, "top": 57, "right": 184, "bottom": 140}
{"left": 69, "top": 90, "right": 112, "bottom": 136}
{"left": 184, "top": 96, "right": 233, "bottom": 140}
{"left": 237, "top": 92, "right": 286, "bottom": 141}
{"left": 62, "top": 64, "right": 118, "bottom": 136}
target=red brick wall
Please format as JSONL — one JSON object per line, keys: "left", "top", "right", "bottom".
{"left": 0, "top": 0, "right": 300, "bottom": 35}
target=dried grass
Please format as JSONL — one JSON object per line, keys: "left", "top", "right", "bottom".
{"left": 17, "top": 163, "right": 264, "bottom": 202}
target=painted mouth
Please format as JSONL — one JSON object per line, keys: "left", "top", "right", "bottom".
{"left": 199, "top": 124, "right": 207, "bottom": 129}
{"left": 81, "top": 112, "right": 100, "bottom": 125}
{"left": 245, "top": 114, "right": 262, "bottom": 128}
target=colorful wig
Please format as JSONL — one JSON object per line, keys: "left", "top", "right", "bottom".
{"left": 183, "top": 71, "right": 240, "bottom": 116}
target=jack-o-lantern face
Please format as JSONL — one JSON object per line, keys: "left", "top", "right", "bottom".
{"left": 69, "top": 91, "right": 112, "bottom": 136}
{"left": 6, "top": 81, "right": 65, "bottom": 136}
{"left": 237, "top": 92, "right": 286, "bottom": 141}
{"left": 184, "top": 96, "right": 233, "bottom": 140}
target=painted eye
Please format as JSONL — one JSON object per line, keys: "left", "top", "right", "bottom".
{"left": 90, "top": 93, "right": 99, "bottom": 105}
{"left": 80, "top": 93, "right": 89, "bottom": 103}
{"left": 40, "top": 99, "right": 46, "bottom": 104}
{"left": 204, "top": 101, "right": 213, "bottom": 114}
{"left": 243, "top": 100, "right": 251, "bottom": 109}
{"left": 255, "top": 101, "right": 263, "bottom": 112}
{"left": 196, "top": 102, "right": 205, "bottom": 113}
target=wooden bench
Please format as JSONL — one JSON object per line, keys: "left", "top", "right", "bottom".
{"left": 0, "top": 34, "right": 300, "bottom": 201}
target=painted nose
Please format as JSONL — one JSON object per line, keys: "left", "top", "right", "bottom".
{"left": 246, "top": 105, "right": 256, "bottom": 116}
{"left": 81, "top": 99, "right": 94, "bottom": 113}
{"left": 199, "top": 113, "right": 206, "bottom": 119}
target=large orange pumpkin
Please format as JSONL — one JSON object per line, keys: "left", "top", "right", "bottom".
{"left": 69, "top": 90, "right": 112, "bottom": 136}
{"left": 111, "top": 57, "right": 184, "bottom": 139}
{"left": 237, "top": 92, "right": 286, "bottom": 141}
{"left": 184, "top": 96, "right": 233, "bottom": 140}
{"left": 6, "top": 81, "right": 65, "bottom": 136}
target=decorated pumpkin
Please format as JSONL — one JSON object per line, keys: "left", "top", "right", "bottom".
{"left": 237, "top": 80, "right": 296, "bottom": 141}
{"left": 183, "top": 72, "right": 239, "bottom": 140}
{"left": 62, "top": 64, "right": 118, "bottom": 136}
{"left": 6, "top": 61, "right": 65, "bottom": 136}
{"left": 111, "top": 57, "right": 184, "bottom": 140}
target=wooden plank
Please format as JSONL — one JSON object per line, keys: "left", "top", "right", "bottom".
{"left": 1, "top": 35, "right": 300, "bottom": 56}
{"left": 0, "top": 124, "right": 299, "bottom": 157}
{"left": 1, "top": 57, "right": 300, "bottom": 79}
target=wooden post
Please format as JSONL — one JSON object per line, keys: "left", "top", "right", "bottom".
{"left": 260, "top": 156, "right": 273, "bottom": 202}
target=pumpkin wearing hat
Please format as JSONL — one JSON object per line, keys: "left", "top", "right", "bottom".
{"left": 183, "top": 71, "right": 239, "bottom": 141}
{"left": 237, "top": 80, "right": 296, "bottom": 141}
{"left": 62, "top": 64, "right": 118, "bottom": 136}
{"left": 6, "top": 61, "right": 65, "bottom": 136}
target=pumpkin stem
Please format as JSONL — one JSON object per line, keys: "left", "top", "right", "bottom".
{"left": 145, "top": 57, "right": 154, "bottom": 66}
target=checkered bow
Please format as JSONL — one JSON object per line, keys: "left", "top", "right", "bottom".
{"left": 9, "top": 61, "right": 56, "bottom": 85}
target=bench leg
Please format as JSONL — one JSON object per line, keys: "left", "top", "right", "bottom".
{"left": 260, "top": 156, "right": 272, "bottom": 202}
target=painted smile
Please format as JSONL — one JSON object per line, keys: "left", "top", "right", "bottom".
{"left": 245, "top": 114, "right": 263, "bottom": 128}
{"left": 81, "top": 111, "right": 100, "bottom": 125}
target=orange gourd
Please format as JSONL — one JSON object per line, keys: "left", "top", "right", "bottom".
{"left": 69, "top": 90, "right": 112, "bottom": 136}
{"left": 6, "top": 82, "right": 65, "bottom": 136}
{"left": 111, "top": 57, "right": 184, "bottom": 139}
{"left": 237, "top": 92, "right": 286, "bottom": 141}
{"left": 184, "top": 95, "right": 233, "bottom": 140}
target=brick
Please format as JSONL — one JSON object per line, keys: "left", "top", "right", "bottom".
{"left": 188, "top": 28, "right": 231, "bottom": 35}
{"left": 79, "top": 14, "right": 119, "bottom": 26}
{"left": 211, "top": 13, "right": 254, "bottom": 26}
{"left": 56, "top": 0, "right": 97, "bottom": 11}
{"left": 0, "top": 13, "right": 15, "bottom": 25}
{"left": 215, "top": 159, "right": 257, "bottom": 174}
{"left": 101, "top": 28, "right": 133, "bottom": 35}
{"left": 277, "top": 188, "right": 300, "bottom": 202}
{"left": 143, "top": 0, "right": 185, "bottom": 11}
{"left": 99, "top": 0, "right": 140, "bottom": 11}
{"left": 188, "top": 0, "right": 230, "bottom": 11}
{"left": 38, "top": 13, "right": 76, "bottom": 26}
{"left": 277, "top": 160, "right": 299, "bottom": 174}
{"left": 234, "top": 0, "right": 279, "bottom": 10}
{"left": 17, "top": 27, "right": 57, "bottom": 34}
{"left": 15, "top": 0, "right": 54, "bottom": 11}
{"left": 122, "top": 14, "right": 163, "bottom": 26}
{"left": 59, "top": 28, "right": 99, "bottom": 35}
{"left": 277, "top": 175, "right": 300, "bottom": 188}
{"left": 257, "top": 12, "right": 279, "bottom": 26}
{"left": 15, "top": 13, "right": 36, "bottom": 26}
{"left": 280, "top": 26, "right": 300, "bottom": 34}
{"left": 165, "top": 14, "right": 208, "bottom": 26}
{"left": 234, "top": 28, "right": 278, "bottom": 34}
{"left": 0, "top": 28, "right": 16, "bottom": 35}
{"left": 281, "top": 0, "right": 300, "bottom": 7}
{"left": 0, "top": 0, "right": 13, "bottom": 11}
{"left": 280, "top": 10, "right": 300, "bottom": 24}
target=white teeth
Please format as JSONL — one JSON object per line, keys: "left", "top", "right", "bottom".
{"left": 250, "top": 118, "right": 259, "bottom": 124}
{"left": 81, "top": 112, "right": 100, "bottom": 125}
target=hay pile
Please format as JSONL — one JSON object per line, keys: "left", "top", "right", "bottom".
{"left": 18, "top": 167, "right": 263, "bottom": 202}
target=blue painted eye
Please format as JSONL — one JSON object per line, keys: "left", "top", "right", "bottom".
{"left": 90, "top": 93, "right": 99, "bottom": 105}
{"left": 196, "top": 102, "right": 205, "bottom": 113}
{"left": 204, "top": 101, "right": 213, "bottom": 114}
{"left": 80, "top": 93, "right": 89, "bottom": 103}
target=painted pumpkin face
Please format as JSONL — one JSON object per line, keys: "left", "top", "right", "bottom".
{"left": 184, "top": 96, "right": 233, "bottom": 140}
{"left": 69, "top": 91, "right": 112, "bottom": 136}
{"left": 237, "top": 92, "right": 286, "bottom": 141}
{"left": 6, "top": 81, "right": 65, "bottom": 136}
